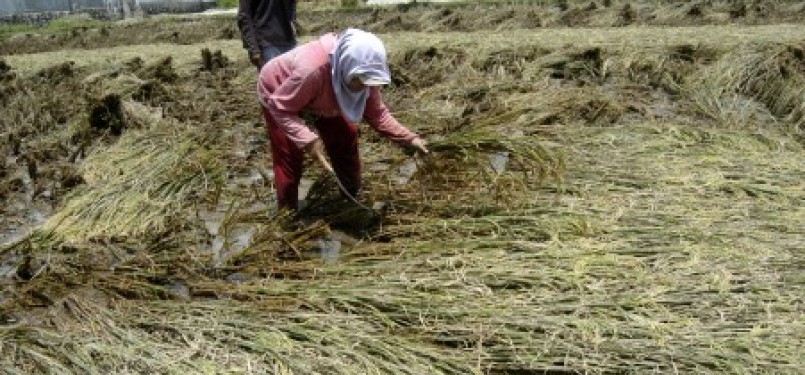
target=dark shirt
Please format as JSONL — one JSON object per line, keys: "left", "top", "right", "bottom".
{"left": 237, "top": 0, "right": 297, "bottom": 55}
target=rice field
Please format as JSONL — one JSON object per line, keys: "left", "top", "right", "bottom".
{"left": 1, "top": 1, "right": 803, "bottom": 373}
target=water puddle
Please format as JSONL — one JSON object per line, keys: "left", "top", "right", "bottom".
{"left": 299, "top": 177, "right": 314, "bottom": 200}
{"left": 394, "top": 158, "right": 418, "bottom": 186}
{"left": 316, "top": 234, "right": 341, "bottom": 264}
{"left": 225, "top": 272, "right": 252, "bottom": 284}
{"left": 197, "top": 201, "right": 265, "bottom": 267}
{"left": 315, "top": 230, "right": 360, "bottom": 264}
{"left": 1, "top": 161, "right": 52, "bottom": 248}
{"left": 0, "top": 255, "right": 21, "bottom": 279}
{"left": 232, "top": 168, "right": 265, "bottom": 187}
{"left": 1, "top": 228, "right": 28, "bottom": 249}
{"left": 489, "top": 151, "right": 510, "bottom": 174}
{"left": 165, "top": 280, "right": 190, "bottom": 300}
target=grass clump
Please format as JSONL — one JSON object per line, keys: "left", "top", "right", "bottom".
{"left": 0, "top": 15, "right": 108, "bottom": 39}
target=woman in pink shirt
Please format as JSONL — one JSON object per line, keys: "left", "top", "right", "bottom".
{"left": 258, "top": 28, "right": 429, "bottom": 210}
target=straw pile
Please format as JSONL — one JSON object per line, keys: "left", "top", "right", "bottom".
{"left": 41, "top": 118, "right": 226, "bottom": 243}
{"left": 684, "top": 43, "right": 805, "bottom": 132}
{"left": 2, "top": 3, "right": 804, "bottom": 374}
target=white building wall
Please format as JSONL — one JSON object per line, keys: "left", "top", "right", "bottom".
{"left": 0, "top": 0, "right": 217, "bottom": 18}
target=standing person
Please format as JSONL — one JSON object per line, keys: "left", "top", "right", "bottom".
{"left": 237, "top": 0, "right": 298, "bottom": 68}
{"left": 258, "top": 28, "right": 429, "bottom": 211}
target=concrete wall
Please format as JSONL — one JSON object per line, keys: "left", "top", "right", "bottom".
{"left": 0, "top": 0, "right": 217, "bottom": 18}
{"left": 0, "top": 0, "right": 114, "bottom": 17}
{"left": 137, "top": 0, "right": 218, "bottom": 15}
{"left": 0, "top": 0, "right": 69, "bottom": 16}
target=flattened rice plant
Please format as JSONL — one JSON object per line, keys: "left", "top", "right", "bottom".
{"left": 394, "top": 127, "right": 564, "bottom": 212}
{"left": 41, "top": 118, "right": 226, "bottom": 243}
{"left": 685, "top": 43, "right": 805, "bottom": 133}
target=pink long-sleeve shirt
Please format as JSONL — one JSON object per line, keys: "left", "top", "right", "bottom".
{"left": 258, "top": 33, "right": 418, "bottom": 149}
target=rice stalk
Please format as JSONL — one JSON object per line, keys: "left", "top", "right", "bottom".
{"left": 376, "top": 211, "right": 595, "bottom": 241}
{"left": 2, "top": 296, "right": 478, "bottom": 375}
{"left": 387, "top": 127, "right": 564, "bottom": 212}
{"left": 684, "top": 44, "right": 805, "bottom": 133}
{"left": 40, "top": 121, "right": 226, "bottom": 243}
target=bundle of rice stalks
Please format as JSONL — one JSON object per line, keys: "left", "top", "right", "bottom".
{"left": 684, "top": 43, "right": 805, "bottom": 132}
{"left": 39, "top": 119, "right": 226, "bottom": 244}
{"left": 390, "top": 127, "right": 564, "bottom": 212}
{"left": 224, "top": 209, "right": 332, "bottom": 271}
{"left": 292, "top": 172, "right": 385, "bottom": 236}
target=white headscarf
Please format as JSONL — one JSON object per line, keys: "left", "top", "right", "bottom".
{"left": 330, "top": 28, "right": 391, "bottom": 123}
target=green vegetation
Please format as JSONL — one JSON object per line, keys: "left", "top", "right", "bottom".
{"left": 0, "top": 15, "right": 109, "bottom": 40}
{"left": 216, "top": 0, "right": 238, "bottom": 8}
{"left": 0, "top": 24, "right": 33, "bottom": 38}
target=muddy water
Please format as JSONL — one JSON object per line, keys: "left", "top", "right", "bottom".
{"left": 1, "top": 155, "right": 50, "bottom": 283}
{"left": 196, "top": 164, "right": 343, "bottom": 266}
{"left": 394, "top": 158, "right": 418, "bottom": 186}
{"left": 489, "top": 152, "right": 509, "bottom": 174}
{"left": 316, "top": 234, "right": 341, "bottom": 264}
{"left": 198, "top": 203, "right": 262, "bottom": 267}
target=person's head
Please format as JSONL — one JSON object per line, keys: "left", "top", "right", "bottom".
{"left": 331, "top": 29, "right": 391, "bottom": 123}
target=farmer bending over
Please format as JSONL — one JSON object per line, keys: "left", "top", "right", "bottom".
{"left": 258, "top": 28, "right": 429, "bottom": 210}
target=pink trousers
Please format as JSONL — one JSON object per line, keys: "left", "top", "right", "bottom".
{"left": 262, "top": 109, "right": 361, "bottom": 210}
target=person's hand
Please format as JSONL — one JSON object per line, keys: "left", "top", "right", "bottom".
{"left": 304, "top": 138, "right": 333, "bottom": 172}
{"left": 410, "top": 137, "right": 430, "bottom": 155}
{"left": 249, "top": 51, "right": 264, "bottom": 68}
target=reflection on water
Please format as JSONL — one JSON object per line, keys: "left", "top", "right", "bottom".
{"left": 317, "top": 234, "right": 341, "bottom": 264}
{"left": 489, "top": 151, "right": 510, "bottom": 174}
{"left": 395, "top": 158, "right": 418, "bottom": 186}
{"left": 165, "top": 281, "right": 190, "bottom": 300}
{"left": 232, "top": 227, "right": 256, "bottom": 253}
{"left": 1, "top": 160, "right": 52, "bottom": 248}
{"left": 1, "top": 205, "right": 51, "bottom": 248}
{"left": 0, "top": 229, "right": 27, "bottom": 249}
{"left": 0, "top": 256, "right": 20, "bottom": 279}
{"left": 197, "top": 202, "right": 264, "bottom": 267}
